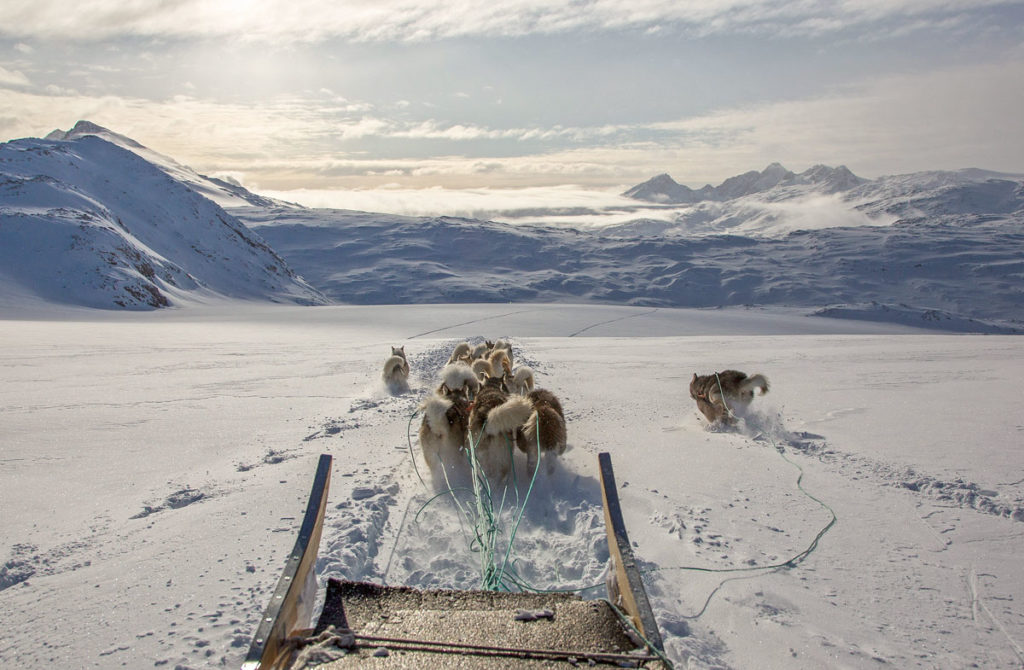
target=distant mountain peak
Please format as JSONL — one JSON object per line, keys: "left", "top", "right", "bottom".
{"left": 68, "top": 119, "right": 111, "bottom": 135}
{"left": 41, "top": 121, "right": 293, "bottom": 209}
{"left": 624, "top": 163, "right": 868, "bottom": 204}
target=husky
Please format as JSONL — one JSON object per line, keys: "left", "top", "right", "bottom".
{"left": 492, "top": 340, "right": 513, "bottom": 366}
{"left": 468, "top": 376, "right": 533, "bottom": 481}
{"left": 689, "top": 370, "right": 769, "bottom": 425}
{"left": 439, "top": 361, "right": 480, "bottom": 399}
{"left": 419, "top": 388, "right": 470, "bottom": 476}
{"left": 471, "top": 341, "right": 491, "bottom": 360}
{"left": 487, "top": 347, "right": 512, "bottom": 377}
{"left": 510, "top": 366, "right": 535, "bottom": 395}
{"left": 518, "top": 388, "right": 567, "bottom": 474}
{"left": 471, "top": 357, "right": 494, "bottom": 381}
{"left": 447, "top": 341, "right": 472, "bottom": 364}
{"left": 382, "top": 346, "right": 410, "bottom": 392}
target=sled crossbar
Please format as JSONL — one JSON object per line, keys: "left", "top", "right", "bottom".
{"left": 242, "top": 453, "right": 332, "bottom": 670}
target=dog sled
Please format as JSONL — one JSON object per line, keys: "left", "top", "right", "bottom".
{"left": 241, "top": 453, "right": 671, "bottom": 669}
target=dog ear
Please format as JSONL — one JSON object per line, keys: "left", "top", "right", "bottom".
{"left": 692, "top": 373, "right": 697, "bottom": 382}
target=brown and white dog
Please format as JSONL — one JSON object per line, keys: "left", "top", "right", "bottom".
{"left": 689, "top": 370, "right": 769, "bottom": 425}
{"left": 517, "top": 388, "right": 567, "bottom": 474}
{"left": 468, "top": 375, "right": 534, "bottom": 481}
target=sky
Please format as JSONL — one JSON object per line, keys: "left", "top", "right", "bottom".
{"left": 2, "top": 0, "right": 1024, "bottom": 213}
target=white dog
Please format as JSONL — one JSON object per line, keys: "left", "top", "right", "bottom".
{"left": 419, "top": 391, "right": 469, "bottom": 476}
{"left": 382, "top": 346, "right": 409, "bottom": 392}
{"left": 447, "top": 341, "right": 472, "bottom": 364}
{"left": 510, "top": 366, "right": 535, "bottom": 395}
{"left": 439, "top": 361, "right": 481, "bottom": 399}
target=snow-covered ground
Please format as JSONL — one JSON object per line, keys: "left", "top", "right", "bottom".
{"left": 2, "top": 303, "right": 1022, "bottom": 669}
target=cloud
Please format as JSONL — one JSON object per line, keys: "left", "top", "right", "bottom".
{"left": 649, "top": 59, "right": 1024, "bottom": 181}
{"left": 2, "top": 59, "right": 1021, "bottom": 192}
{"left": 1, "top": 0, "right": 1017, "bottom": 42}
{"left": 255, "top": 183, "right": 638, "bottom": 220}
{"left": 0, "top": 65, "right": 30, "bottom": 87}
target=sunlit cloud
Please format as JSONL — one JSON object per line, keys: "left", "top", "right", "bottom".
{"left": 3, "top": 58, "right": 1022, "bottom": 193}
{"left": 256, "top": 184, "right": 639, "bottom": 220}
{"left": 0, "top": 65, "right": 30, "bottom": 87}
{"left": 1, "top": 0, "right": 1017, "bottom": 42}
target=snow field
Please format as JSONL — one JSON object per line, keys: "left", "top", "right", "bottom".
{"left": 1, "top": 304, "right": 1022, "bottom": 669}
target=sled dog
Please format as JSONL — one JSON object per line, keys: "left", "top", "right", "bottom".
{"left": 487, "top": 347, "right": 512, "bottom": 376}
{"left": 491, "top": 340, "right": 513, "bottom": 366}
{"left": 510, "top": 366, "right": 535, "bottom": 395}
{"left": 471, "top": 357, "right": 494, "bottom": 381}
{"left": 439, "top": 361, "right": 480, "bottom": 399}
{"left": 419, "top": 389, "right": 469, "bottom": 476}
{"left": 447, "top": 341, "right": 472, "bottom": 364}
{"left": 468, "top": 376, "right": 533, "bottom": 480}
{"left": 518, "top": 388, "right": 567, "bottom": 474}
{"left": 382, "top": 346, "right": 410, "bottom": 391}
{"left": 689, "top": 370, "right": 769, "bottom": 425}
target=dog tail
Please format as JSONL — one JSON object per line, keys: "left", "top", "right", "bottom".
{"left": 521, "top": 406, "right": 567, "bottom": 454}
{"left": 383, "top": 355, "right": 409, "bottom": 381}
{"left": 740, "top": 373, "right": 769, "bottom": 395}
{"left": 483, "top": 396, "right": 533, "bottom": 436}
{"left": 420, "top": 394, "right": 453, "bottom": 434}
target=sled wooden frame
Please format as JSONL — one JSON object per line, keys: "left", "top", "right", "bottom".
{"left": 599, "top": 451, "right": 665, "bottom": 654}
{"left": 241, "top": 452, "right": 668, "bottom": 668}
{"left": 241, "top": 453, "right": 332, "bottom": 670}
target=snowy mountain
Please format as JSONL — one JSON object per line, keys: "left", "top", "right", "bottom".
{"left": 622, "top": 163, "right": 1024, "bottom": 233}
{"left": 44, "top": 121, "right": 293, "bottom": 209}
{"left": 0, "top": 129, "right": 327, "bottom": 309}
{"left": 623, "top": 163, "right": 869, "bottom": 203}
{"left": 2, "top": 122, "right": 1022, "bottom": 330}
{"left": 240, "top": 206, "right": 1024, "bottom": 333}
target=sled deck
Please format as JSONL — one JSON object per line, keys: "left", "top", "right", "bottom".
{"left": 242, "top": 452, "right": 670, "bottom": 669}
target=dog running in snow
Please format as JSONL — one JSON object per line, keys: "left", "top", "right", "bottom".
{"left": 418, "top": 385, "right": 470, "bottom": 477}
{"left": 517, "top": 388, "right": 567, "bottom": 474}
{"left": 689, "top": 370, "right": 769, "bottom": 425}
{"left": 382, "top": 346, "right": 410, "bottom": 392}
{"left": 468, "top": 375, "right": 534, "bottom": 481}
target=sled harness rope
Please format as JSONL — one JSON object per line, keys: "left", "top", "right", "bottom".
{"left": 397, "top": 382, "right": 837, "bottom": 620}
{"left": 397, "top": 401, "right": 546, "bottom": 592}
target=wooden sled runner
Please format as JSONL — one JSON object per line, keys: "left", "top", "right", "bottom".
{"left": 242, "top": 452, "right": 671, "bottom": 669}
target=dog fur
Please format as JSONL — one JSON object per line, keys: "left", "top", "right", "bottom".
{"left": 487, "top": 348, "right": 512, "bottom": 376}
{"left": 689, "top": 370, "right": 769, "bottom": 425}
{"left": 382, "top": 346, "right": 410, "bottom": 391}
{"left": 447, "top": 341, "right": 471, "bottom": 364}
{"left": 510, "top": 366, "right": 535, "bottom": 395}
{"left": 468, "top": 376, "right": 533, "bottom": 480}
{"left": 518, "top": 388, "right": 567, "bottom": 474}
{"left": 471, "top": 357, "right": 494, "bottom": 381}
{"left": 491, "top": 340, "right": 514, "bottom": 366}
{"left": 419, "top": 389, "right": 469, "bottom": 476}
{"left": 439, "top": 361, "right": 481, "bottom": 399}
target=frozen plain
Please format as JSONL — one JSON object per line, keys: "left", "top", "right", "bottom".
{"left": 1, "top": 302, "right": 1023, "bottom": 669}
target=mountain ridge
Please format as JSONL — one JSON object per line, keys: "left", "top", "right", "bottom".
{"left": 1, "top": 130, "right": 327, "bottom": 309}
{"left": 623, "top": 163, "right": 1023, "bottom": 207}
